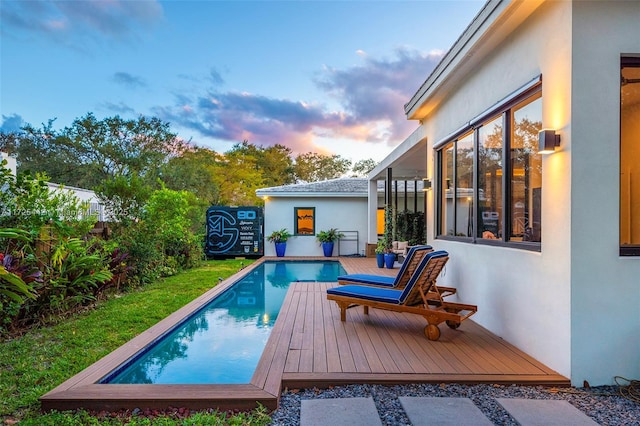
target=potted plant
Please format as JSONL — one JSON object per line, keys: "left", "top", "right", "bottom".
{"left": 267, "top": 228, "right": 292, "bottom": 257}
{"left": 316, "top": 228, "right": 344, "bottom": 257}
{"left": 383, "top": 204, "right": 396, "bottom": 269}
{"left": 375, "top": 239, "right": 386, "bottom": 268}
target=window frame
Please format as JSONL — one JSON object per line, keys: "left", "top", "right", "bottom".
{"left": 435, "top": 80, "right": 542, "bottom": 252}
{"left": 294, "top": 207, "right": 316, "bottom": 236}
{"left": 620, "top": 56, "right": 640, "bottom": 256}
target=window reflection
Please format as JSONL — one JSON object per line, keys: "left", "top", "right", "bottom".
{"left": 478, "top": 116, "right": 503, "bottom": 240}
{"left": 510, "top": 96, "right": 542, "bottom": 242}
{"left": 455, "top": 133, "right": 474, "bottom": 237}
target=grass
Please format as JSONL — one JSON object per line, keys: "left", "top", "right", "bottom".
{"left": 0, "top": 259, "right": 271, "bottom": 425}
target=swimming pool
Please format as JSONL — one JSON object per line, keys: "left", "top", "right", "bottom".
{"left": 101, "top": 261, "right": 346, "bottom": 385}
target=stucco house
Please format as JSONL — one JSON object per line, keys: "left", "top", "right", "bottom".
{"left": 256, "top": 178, "right": 370, "bottom": 257}
{"left": 366, "top": 0, "right": 639, "bottom": 387}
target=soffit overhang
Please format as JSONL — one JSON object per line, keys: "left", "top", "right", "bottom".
{"left": 404, "top": 0, "right": 545, "bottom": 121}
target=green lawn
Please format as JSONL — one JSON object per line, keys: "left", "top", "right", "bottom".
{"left": 0, "top": 259, "right": 271, "bottom": 425}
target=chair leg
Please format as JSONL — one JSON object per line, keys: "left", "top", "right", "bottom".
{"left": 337, "top": 302, "right": 348, "bottom": 321}
{"left": 363, "top": 306, "right": 369, "bottom": 315}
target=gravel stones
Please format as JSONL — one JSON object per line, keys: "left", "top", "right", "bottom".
{"left": 269, "top": 383, "right": 640, "bottom": 426}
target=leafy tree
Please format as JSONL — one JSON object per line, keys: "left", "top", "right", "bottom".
{"left": 5, "top": 113, "right": 185, "bottom": 189}
{"left": 94, "top": 174, "right": 152, "bottom": 225}
{"left": 159, "top": 147, "right": 222, "bottom": 205}
{"left": 227, "top": 141, "right": 295, "bottom": 187}
{"left": 213, "top": 147, "right": 266, "bottom": 206}
{"left": 351, "top": 158, "right": 378, "bottom": 177}
{"left": 294, "top": 152, "right": 351, "bottom": 182}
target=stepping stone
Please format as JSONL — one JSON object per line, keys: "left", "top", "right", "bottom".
{"left": 497, "top": 398, "right": 599, "bottom": 426}
{"left": 300, "top": 397, "right": 382, "bottom": 426}
{"left": 399, "top": 397, "right": 493, "bottom": 426}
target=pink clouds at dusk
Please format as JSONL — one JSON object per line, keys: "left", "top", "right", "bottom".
{"left": 1, "top": 0, "right": 484, "bottom": 161}
{"left": 154, "top": 48, "right": 444, "bottom": 155}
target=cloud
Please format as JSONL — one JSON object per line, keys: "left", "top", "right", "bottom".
{"left": 209, "top": 68, "right": 225, "bottom": 87}
{"left": 112, "top": 72, "right": 147, "bottom": 89}
{"left": 101, "top": 101, "right": 136, "bottom": 115}
{"left": 0, "top": 114, "right": 25, "bottom": 133}
{"left": 315, "top": 47, "right": 444, "bottom": 142}
{"left": 154, "top": 48, "right": 443, "bottom": 155}
{"left": 0, "top": 0, "right": 163, "bottom": 50}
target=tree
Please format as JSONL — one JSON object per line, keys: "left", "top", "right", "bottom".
{"left": 293, "top": 152, "right": 351, "bottom": 182}
{"left": 351, "top": 158, "right": 378, "bottom": 177}
{"left": 159, "top": 147, "right": 222, "bottom": 206}
{"left": 212, "top": 147, "right": 266, "bottom": 206}
{"left": 226, "top": 141, "right": 295, "bottom": 187}
{"left": 6, "top": 113, "right": 185, "bottom": 190}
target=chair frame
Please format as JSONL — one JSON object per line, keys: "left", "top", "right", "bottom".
{"left": 338, "top": 245, "right": 457, "bottom": 299}
{"left": 327, "top": 251, "right": 477, "bottom": 341}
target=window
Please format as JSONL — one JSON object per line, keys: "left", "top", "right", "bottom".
{"left": 294, "top": 207, "right": 315, "bottom": 235}
{"left": 377, "top": 208, "right": 385, "bottom": 235}
{"left": 510, "top": 98, "right": 542, "bottom": 242}
{"left": 439, "top": 133, "right": 473, "bottom": 237}
{"left": 477, "top": 116, "right": 503, "bottom": 239}
{"left": 436, "top": 82, "right": 542, "bottom": 249}
{"left": 620, "top": 57, "right": 640, "bottom": 255}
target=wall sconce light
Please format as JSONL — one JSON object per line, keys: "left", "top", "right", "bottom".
{"left": 422, "top": 178, "right": 432, "bottom": 191}
{"left": 538, "top": 129, "right": 561, "bottom": 154}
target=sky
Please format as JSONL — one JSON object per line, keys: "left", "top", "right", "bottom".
{"left": 0, "top": 0, "right": 484, "bottom": 164}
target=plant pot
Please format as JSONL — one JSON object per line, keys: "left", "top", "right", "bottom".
{"left": 384, "top": 253, "right": 396, "bottom": 269}
{"left": 322, "top": 242, "right": 334, "bottom": 257}
{"left": 376, "top": 253, "right": 385, "bottom": 268}
{"left": 275, "top": 242, "right": 286, "bottom": 257}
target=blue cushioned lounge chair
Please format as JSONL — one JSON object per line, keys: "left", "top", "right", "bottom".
{"left": 338, "top": 245, "right": 456, "bottom": 298}
{"left": 337, "top": 245, "right": 433, "bottom": 289}
{"left": 327, "top": 250, "right": 477, "bottom": 341}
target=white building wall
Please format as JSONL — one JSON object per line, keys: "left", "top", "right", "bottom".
{"left": 263, "top": 196, "right": 368, "bottom": 257}
{"left": 0, "top": 152, "right": 17, "bottom": 176}
{"left": 570, "top": 0, "right": 640, "bottom": 386}
{"left": 421, "top": 1, "right": 575, "bottom": 381}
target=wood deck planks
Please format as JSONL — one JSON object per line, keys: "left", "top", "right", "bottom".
{"left": 272, "top": 259, "right": 568, "bottom": 389}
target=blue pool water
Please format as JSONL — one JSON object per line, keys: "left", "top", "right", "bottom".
{"left": 102, "top": 261, "right": 346, "bottom": 385}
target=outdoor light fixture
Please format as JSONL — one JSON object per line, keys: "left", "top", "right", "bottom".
{"left": 538, "top": 129, "right": 561, "bottom": 154}
{"left": 422, "top": 178, "right": 432, "bottom": 191}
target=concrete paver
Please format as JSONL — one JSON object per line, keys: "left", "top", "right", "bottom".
{"left": 300, "top": 397, "right": 382, "bottom": 426}
{"left": 497, "top": 398, "right": 599, "bottom": 426}
{"left": 399, "top": 397, "right": 494, "bottom": 426}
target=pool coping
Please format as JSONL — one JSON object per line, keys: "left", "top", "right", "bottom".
{"left": 41, "top": 257, "right": 321, "bottom": 412}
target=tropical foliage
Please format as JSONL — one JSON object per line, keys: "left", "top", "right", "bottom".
{"left": 267, "top": 228, "right": 293, "bottom": 243}
{"left": 316, "top": 228, "right": 344, "bottom": 243}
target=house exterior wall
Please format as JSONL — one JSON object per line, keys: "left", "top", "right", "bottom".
{"left": 570, "top": 0, "right": 640, "bottom": 386}
{"left": 421, "top": 1, "right": 575, "bottom": 380}
{"left": 262, "top": 196, "right": 368, "bottom": 257}
{"left": 0, "top": 152, "right": 17, "bottom": 176}
{"left": 418, "top": 0, "right": 640, "bottom": 386}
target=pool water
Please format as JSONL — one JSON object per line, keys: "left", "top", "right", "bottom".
{"left": 103, "top": 261, "right": 346, "bottom": 385}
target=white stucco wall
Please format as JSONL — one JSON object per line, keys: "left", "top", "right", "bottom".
{"left": 570, "top": 0, "right": 640, "bottom": 386}
{"left": 0, "top": 152, "right": 17, "bottom": 176}
{"left": 418, "top": 0, "right": 640, "bottom": 386}
{"left": 262, "top": 196, "right": 368, "bottom": 257}
{"left": 421, "top": 1, "right": 574, "bottom": 381}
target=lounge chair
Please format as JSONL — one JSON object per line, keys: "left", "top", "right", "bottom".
{"left": 326, "top": 250, "right": 477, "bottom": 341}
{"left": 338, "top": 245, "right": 433, "bottom": 289}
{"left": 338, "top": 245, "right": 456, "bottom": 298}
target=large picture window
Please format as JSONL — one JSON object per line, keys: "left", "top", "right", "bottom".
{"left": 436, "top": 83, "right": 542, "bottom": 249}
{"left": 620, "top": 57, "right": 640, "bottom": 255}
{"left": 294, "top": 207, "right": 315, "bottom": 235}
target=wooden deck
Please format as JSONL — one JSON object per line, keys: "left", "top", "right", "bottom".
{"left": 41, "top": 256, "right": 568, "bottom": 413}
